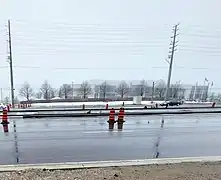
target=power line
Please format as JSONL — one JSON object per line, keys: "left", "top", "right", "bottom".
{"left": 12, "top": 41, "right": 169, "bottom": 45}
{"left": 6, "top": 20, "right": 221, "bottom": 38}
{"left": 12, "top": 34, "right": 170, "bottom": 43}
{"left": 179, "top": 44, "right": 221, "bottom": 50}
{"left": 12, "top": 28, "right": 171, "bottom": 33}
{"left": 10, "top": 22, "right": 221, "bottom": 36}
{"left": 12, "top": 19, "right": 221, "bottom": 31}
{"left": 12, "top": 20, "right": 173, "bottom": 27}
{"left": 12, "top": 27, "right": 171, "bottom": 33}
{"left": 180, "top": 33, "right": 221, "bottom": 39}
{"left": 0, "top": 65, "right": 218, "bottom": 71}
{"left": 179, "top": 48, "right": 221, "bottom": 54}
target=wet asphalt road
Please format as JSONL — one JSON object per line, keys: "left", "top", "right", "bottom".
{"left": 0, "top": 114, "right": 221, "bottom": 165}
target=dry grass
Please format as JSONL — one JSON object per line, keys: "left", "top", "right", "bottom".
{"left": 1, "top": 162, "right": 221, "bottom": 180}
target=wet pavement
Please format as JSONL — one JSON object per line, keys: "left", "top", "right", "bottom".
{"left": 0, "top": 114, "right": 221, "bottom": 165}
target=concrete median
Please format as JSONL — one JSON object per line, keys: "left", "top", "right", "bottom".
{"left": 10, "top": 105, "right": 221, "bottom": 113}
{"left": 20, "top": 108, "right": 221, "bottom": 118}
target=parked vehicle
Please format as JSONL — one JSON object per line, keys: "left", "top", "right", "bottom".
{"left": 160, "top": 100, "right": 182, "bottom": 108}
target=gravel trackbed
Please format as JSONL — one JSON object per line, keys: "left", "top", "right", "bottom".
{"left": 0, "top": 162, "right": 221, "bottom": 180}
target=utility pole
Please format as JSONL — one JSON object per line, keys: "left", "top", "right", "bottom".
{"left": 193, "top": 82, "right": 198, "bottom": 101}
{"left": 200, "top": 78, "right": 208, "bottom": 102}
{"left": 0, "top": 88, "right": 3, "bottom": 103}
{"left": 8, "top": 20, "right": 15, "bottom": 108}
{"left": 151, "top": 81, "right": 155, "bottom": 102}
{"left": 164, "top": 23, "right": 179, "bottom": 101}
{"left": 72, "top": 81, "right": 74, "bottom": 99}
{"left": 200, "top": 79, "right": 206, "bottom": 102}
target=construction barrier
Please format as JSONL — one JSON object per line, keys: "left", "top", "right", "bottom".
{"left": 1, "top": 109, "right": 9, "bottom": 124}
{"left": 16, "top": 103, "right": 31, "bottom": 109}
{"left": 107, "top": 108, "right": 116, "bottom": 130}
{"left": 117, "top": 107, "right": 125, "bottom": 130}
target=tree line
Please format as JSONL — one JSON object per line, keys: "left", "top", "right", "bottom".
{"left": 19, "top": 79, "right": 184, "bottom": 101}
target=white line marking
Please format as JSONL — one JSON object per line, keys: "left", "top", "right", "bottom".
{"left": 83, "top": 130, "right": 135, "bottom": 134}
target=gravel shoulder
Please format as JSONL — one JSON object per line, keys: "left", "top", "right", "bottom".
{"left": 0, "top": 162, "right": 221, "bottom": 180}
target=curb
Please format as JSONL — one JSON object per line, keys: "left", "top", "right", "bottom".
{"left": 10, "top": 106, "right": 220, "bottom": 113}
{"left": 0, "top": 156, "right": 221, "bottom": 172}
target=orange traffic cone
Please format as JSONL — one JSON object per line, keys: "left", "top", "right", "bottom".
{"left": 107, "top": 108, "right": 116, "bottom": 130}
{"left": 117, "top": 108, "right": 125, "bottom": 130}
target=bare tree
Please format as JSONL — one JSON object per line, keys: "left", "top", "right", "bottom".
{"left": 35, "top": 91, "right": 42, "bottom": 99}
{"left": 58, "top": 88, "right": 62, "bottom": 98}
{"left": 60, "top": 84, "right": 72, "bottom": 99}
{"left": 217, "top": 93, "right": 221, "bottom": 102}
{"left": 40, "top": 80, "right": 53, "bottom": 100}
{"left": 4, "top": 97, "right": 10, "bottom": 105}
{"left": 209, "top": 92, "right": 215, "bottom": 101}
{"left": 19, "top": 82, "right": 34, "bottom": 101}
{"left": 78, "top": 81, "right": 92, "bottom": 99}
{"left": 99, "top": 81, "right": 108, "bottom": 99}
{"left": 155, "top": 80, "right": 166, "bottom": 99}
{"left": 14, "top": 96, "right": 19, "bottom": 104}
{"left": 171, "top": 82, "right": 183, "bottom": 99}
{"left": 139, "top": 80, "right": 148, "bottom": 96}
{"left": 50, "top": 88, "right": 56, "bottom": 99}
{"left": 116, "top": 81, "right": 129, "bottom": 98}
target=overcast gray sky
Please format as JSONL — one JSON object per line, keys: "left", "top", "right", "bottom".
{"left": 0, "top": 0, "right": 221, "bottom": 96}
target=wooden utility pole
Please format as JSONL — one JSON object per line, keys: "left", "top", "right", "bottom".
{"left": 8, "top": 20, "right": 15, "bottom": 108}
